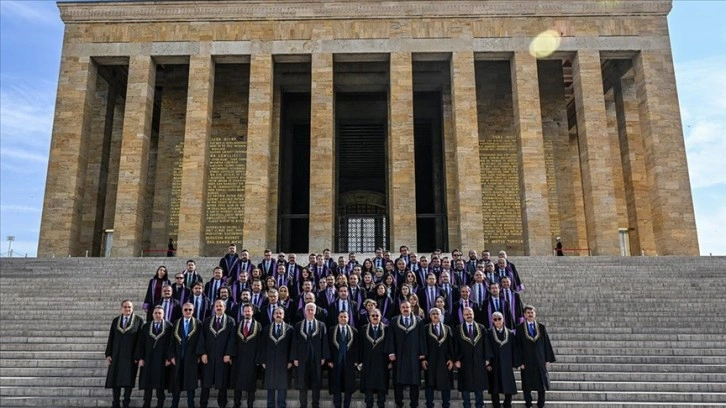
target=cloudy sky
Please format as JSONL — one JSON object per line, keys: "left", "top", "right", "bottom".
{"left": 1, "top": 1, "right": 724, "bottom": 257}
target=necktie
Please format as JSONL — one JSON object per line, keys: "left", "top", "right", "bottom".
{"left": 405, "top": 317, "right": 410, "bottom": 327}
{"left": 164, "top": 300, "right": 170, "bottom": 321}
{"left": 430, "top": 288, "right": 435, "bottom": 305}
{"left": 154, "top": 323, "right": 160, "bottom": 334}
{"left": 244, "top": 320, "right": 250, "bottom": 336}
{"left": 122, "top": 317, "right": 128, "bottom": 328}
{"left": 195, "top": 297, "right": 201, "bottom": 318}
{"left": 468, "top": 324, "right": 474, "bottom": 339}
{"left": 342, "top": 302, "right": 346, "bottom": 312}
{"left": 276, "top": 324, "right": 282, "bottom": 338}
{"left": 184, "top": 319, "right": 190, "bottom": 336}
{"left": 478, "top": 285, "right": 483, "bottom": 304}
{"left": 215, "top": 317, "right": 221, "bottom": 330}
{"left": 307, "top": 321, "right": 313, "bottom": 335}
{"left": 494, "top": 299, "right": 499, "bottom": 311}
{"left": 373, "top": 326, "right": 379, "bottom": 339}
{"left": 253, "top": 294, "right": 258, "bottom": 305}
{"left": 529, "top": 323, "right": 535, "bottom": 336}
{"left": 435, "top": 324, "right": 440, "bottom": 337}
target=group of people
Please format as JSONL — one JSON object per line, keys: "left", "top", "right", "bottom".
{"left": 105, "top": 245, "right": 555, "bottom": 408}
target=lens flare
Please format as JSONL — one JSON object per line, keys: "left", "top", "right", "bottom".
{"left": 529, "top": 29, "right": 562, "bottom": 59}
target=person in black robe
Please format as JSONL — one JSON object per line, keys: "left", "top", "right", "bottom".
{"left": 143, "top": 266, "right": 170, "bottom": 321}
{"left": 168, "top": 302, "right": 205, "bottom": 408}
{"left": 516, "top": 305, "right": 556, "bottom": 408}
{"left": 358, "top": 308, "right": 392, "bottom": 408}
{"left": 227, "top": 303, "right": 263, "bottom": 408}
{"left": 220, "top": 243, "right": 241, "bottom": 280}
{"left": 291, "top": 303, "right": 330, "bottom": 408}
{"left": 389, "top": 301, "right": 427, "bottom": 408}
{"left": 422, "top": 307, "right": 454, "bottom": 408}
{"left": 486, "top": 312, "right": 518, "bottom": 408}
{"left": 105, "top": 300, "right": 143, "bottom": 408}
{"left": 136, "top": 306, "right": 173, "bottom": 408}
{"left": 258, "top": 307, "right": 293, "bottom": 408}
{"left": 327, "top": 310, "right": 359, "bottom": 408}
{"left": 555, "top": 237, "right": 564, "bottom": 256}
{"left": 500, "top": 277, "right": 524, "bottom": 330}
{"left": 156, "top": 285, "right": 182, "bottom": 323}
{"left": 199, "top": 300, "right": 236, "bottom": 408}
{"left": 454, "top": 307, "right": 490, "bottom": 408}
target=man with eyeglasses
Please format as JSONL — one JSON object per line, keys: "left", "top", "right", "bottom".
{"left": 515, "top": 305, "right": 555, "bottom": 408}
{"left": 486, "top": 311, "right": 517, "bottom": 408}
{"left": 169, "top": 302, "right": 204, "bottom": 408}
{"left": 171, "top": 273, "right": 191, "bottom": 306}
{"left": 105, "top": 300, "right": 143, "bottom": 408}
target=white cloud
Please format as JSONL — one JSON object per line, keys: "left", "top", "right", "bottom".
{"left": 675, "top": 55, "right": 726, "bottom": 190}
{"left": 0, "top": 1, "right": 61, "bottom": 26}
{"left": 0, "top": 146, "right": 48, "bottom": 164}
{"left": 0, "top": 204, "right": 42, "bottom": 213}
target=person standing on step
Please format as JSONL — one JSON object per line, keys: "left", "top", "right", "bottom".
{"left": 258, "top": 307, "right": 293, "bottom": 408}
{"left": 227, "top": 303, "right": 263, "bottom": 408}
{"left": 454, "top": 307, "right": 489, "bottom": 408}
{"left": 291, "top": 302, "right": 330, "bottom": 408}
{"left": 220, "top": 243, "right": 241, "bottom": 280}
{"left": 183, "top": 259, "right": 203, "bottom": 289}
{"left": 486, "top": 311, "right": 518, "bottom": 408}
{"left": 516, "top": 305, "right": 556, "bottom": 408}
{"left": 327, "top": 310, "right": 359, "bottom": 408}
{"left": 136, "top": 306, "right": 173, "bottom": 408}
{"left": 389, "top": 301, "right": 427, "bottom": 408}
{"left": 169, "top": 302, "right": 205, "bottom": 408}
{"left": 105, "top": 300, "right": 143, "bottom": 408}
{"left": 555, "top": 237, "right": 564, "bottom": 256}
{"left": 422, "top": 307, "right": 454, "bottom": 408}
{"left": 199, "top": 300, "right": 236, "bottom": 408}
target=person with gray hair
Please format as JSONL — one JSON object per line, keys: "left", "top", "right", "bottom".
{"left": 486, "top": 311, "right": 518, "bottom": 408}
{"left": 136, "top": 305, "right": 173, "bottom": 408}
{"left": 105, "top": 300, "right": 143, "bottom": 408}
{"left": 422, "top": 307, "right": 454, "bottom": 408}
{"left": 291, "top": 302, "right": 330, "bottom": 408}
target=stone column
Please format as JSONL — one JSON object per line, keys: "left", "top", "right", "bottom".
{"left": 388, "top": 52, "right": 418, "bottom": 251}
{"left": 111, "top": 55, "right": 156, "bottom": 257}
{"left": 39, "top": 56, "right": 97, "bottom": 257}
{"left": 242, "top": 54, "right": 274, "bottom": 254}
{"left": 511, "top": 52, "right": 552, "bottom": 255}
{"left": 571, "top": 50, "right": 620, "bottom": 255}
{"left": 450, "top": 52, "right": 485, "bottom": 251}
{"left": 177, "top": 56, "right": 215, "bottom": 257}
{"left": 604, "top": 89, "right": 628, "bottom": 231}
{"left": 309, "top": 53, "right": 335, "bottom": 252}
{"left": 614, "top": 75, "right": 656, "bottom": 255}
{"left": 633, "top": 50, "right": 699, "bottom": 255}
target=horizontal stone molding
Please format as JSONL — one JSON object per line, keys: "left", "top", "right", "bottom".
{"left": 65, "top": 36, "right": 670, "bottom": 58}
{"left": 59, "top": 1, "right": 672, "bottom": 23}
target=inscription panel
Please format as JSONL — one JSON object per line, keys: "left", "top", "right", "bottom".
{"left": 204, "top": 64, "right": 250, "bottom": 254}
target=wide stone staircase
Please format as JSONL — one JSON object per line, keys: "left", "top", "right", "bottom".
{"left": 1, "top": 256, "right": 725, "bottom": 407}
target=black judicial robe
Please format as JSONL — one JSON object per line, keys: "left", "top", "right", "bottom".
{"left": 257, "top": 323, "right": 293, "bottom": 390}
{"left": 227, "top": 319, "right": 264, "bottom": 391}
{"left": 486, "top": 327, "right": 518, "bottom": 395}
{"left": 516, "top": 321, "right": 556, "bottom": 392}
{"left": 199, "top": 314, "right": 236, "bottom": 388}
{"left": 327, "top": 325, "right": 359, "bottom": 394}
{"left": 389, "top": 315, "right": 427, "bottom": 385}
{"left": 168, "top": 317, "right": 204, "bottom": 392}
{"left": 422, "top": 323, "right": 454, "bottom": 391}
{"left": 291, "top": 319, "right": 330, "bottom": 389}
{"left": 359, "top": 323, "right": 393, "bottom": 393}
{"left": 135, "top": 320, "right": 173, "bottom": 390}
{"left": 105, "top": 314, "right": 144, "bottom": 388}
{"left": 454, "top": 322, "right": 489, "bottom": 392}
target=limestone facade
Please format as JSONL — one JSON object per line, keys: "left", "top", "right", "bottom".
{"left": 39, "top": 0, "right": 698, "bottom": 257}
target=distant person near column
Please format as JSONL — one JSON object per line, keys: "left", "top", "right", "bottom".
{"left": 167, "top": 238, "right": 175, "bottom": 257}
{"left": 555, "top": 237, "right": 564, "bottom": 256}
